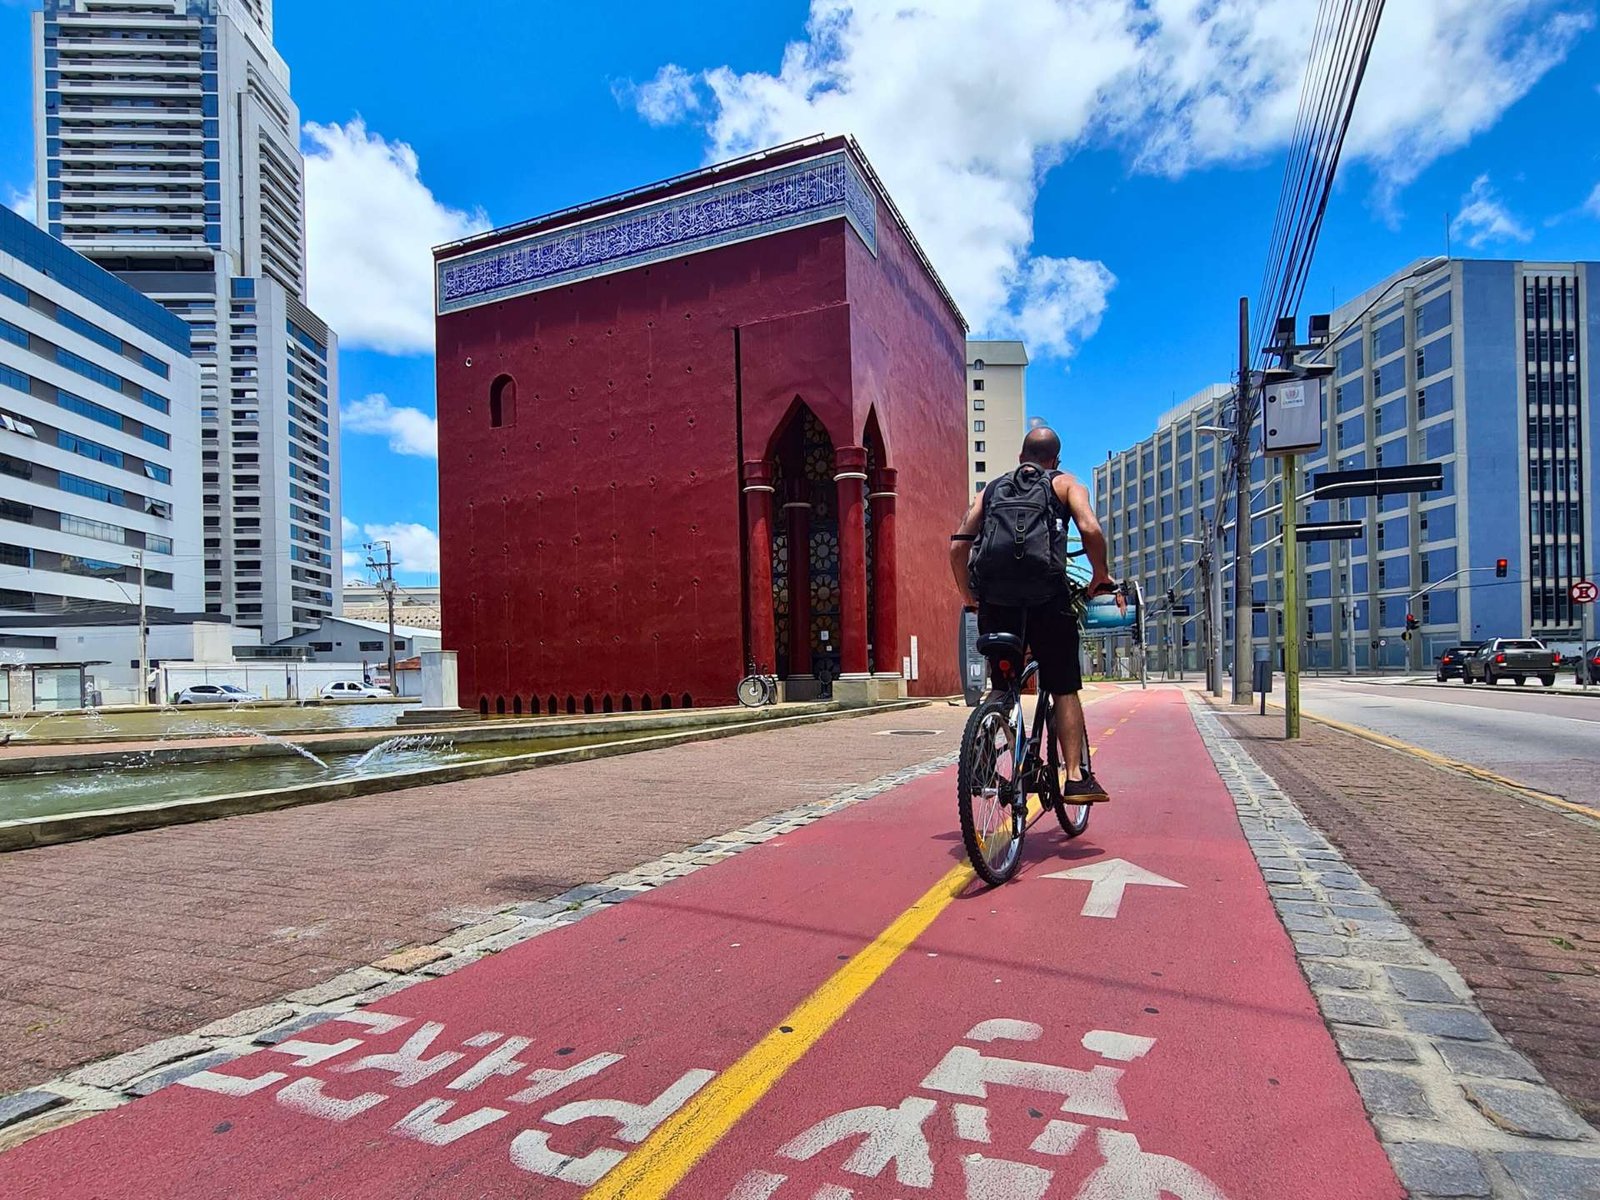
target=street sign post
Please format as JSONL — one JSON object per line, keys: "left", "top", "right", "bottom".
{"left": 1311, "top": 463, "right": 1444, "bottom": 500}
{"left": 1296, "top": 520, "right": 1363, "bottom": 543}
{"left": 1575, "top": 581, "right": 1597, "bottom": 691}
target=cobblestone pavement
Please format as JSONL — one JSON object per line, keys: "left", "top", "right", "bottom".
{"left": 0, "top": 703, "right": 969, "bottom": 1096}
{"left": 1193, "top": 699, "right": 1600, "bottom": 1198}
{"left": 1215, "top": 703, "right": 1600, "bottom": 1127}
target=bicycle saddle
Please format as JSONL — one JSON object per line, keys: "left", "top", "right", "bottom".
{"left": 975, "top": 632, "right": 1024, "bottom": 657}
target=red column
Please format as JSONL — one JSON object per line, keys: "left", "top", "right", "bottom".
{"left": 783, "top": 483, "right": 813, "bottom": 680}
{"left": 869, "top": 466, "right": 899, "bottom": 677}
{"left": 742, "top": 459, "right": 777, "bottom": 674}
{"left": 834, "top": 445, "right": 870, "bottom": 678}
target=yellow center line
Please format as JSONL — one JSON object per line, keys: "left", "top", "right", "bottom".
{"left": 1299, "top": 710, "right": 1600, "bottom": 823}
{"left": 583, "top": 694, "right": 1118, "bottom": 1199}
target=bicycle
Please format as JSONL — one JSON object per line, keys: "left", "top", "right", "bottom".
{"left": 957, "top": 624, "right": 1094, "bottom": 885}
{"left": 736, "top": 661, "right": 778, "bottom": 708}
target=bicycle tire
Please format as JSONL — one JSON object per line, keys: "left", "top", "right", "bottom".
{"left": 736, "top": 675, "right": 768, "bottom": 707}
{"left": 958, "top": 694, "right": 1026, "bottom": 885}
{"left": 1051, "top": 722, "right": 1092, "bottom": 838}
{"left": 762, "top": 676, "right": 779, "bottom": 706}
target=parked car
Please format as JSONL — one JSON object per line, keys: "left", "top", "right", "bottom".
{"left": 1575, "top": 646, "right": 1600, "bottom": 685}
{"left": 175, "top": 683, "right": 262, "bottom": 705}
{"left": 1434, "top": 643, "right": 1482, "bottom": 682}
{"left": 319, "top": 680, "right": 392, "bottom": 699}
{"left": 1461, "top": 638, "right": 1560, "bottom": 686}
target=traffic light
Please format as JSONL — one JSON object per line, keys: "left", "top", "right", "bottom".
{"left": 1405, "top": 613, "right": 1419, "bottom": 631}
{"left": 1495, "top": 558, "right": 1508, "bottom": 578}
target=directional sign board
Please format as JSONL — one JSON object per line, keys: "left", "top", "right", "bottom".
{"left": 1295, "top": 520, "right": 1364, "bottom": 543}
{"left": 1312, "top": 463, "right": 1443, "bottom": 500}
{"left": 1572, "top": 580, "right": 1599, "bottom": 605}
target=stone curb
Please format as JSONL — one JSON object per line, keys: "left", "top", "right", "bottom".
{"left": 1188, "top": 695, "right": 1600, "bottom": 1200}
{"left": 0, "top": 748, "right": 958, "bottom": 1150}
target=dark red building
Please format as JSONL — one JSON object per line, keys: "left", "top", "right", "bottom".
{"left": 433, "top": 136, "right": 967, "bottom": 714}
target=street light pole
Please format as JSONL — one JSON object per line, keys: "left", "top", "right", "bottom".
{"left": 1283, "top": 455, "right": 1300, "bottom": 738}
{"left": 135, "top": 549, "right": 148, "bottom": 707}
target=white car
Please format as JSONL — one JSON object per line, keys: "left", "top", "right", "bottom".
{"left": 319, "top": 680, "right": 392, "bottom": 699}
{"left": 175, "top": 683, "right": 262, "bottom": 705}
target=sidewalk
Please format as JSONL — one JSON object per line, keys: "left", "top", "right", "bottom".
{"left": 1215, "top": 704, "right": 1600, "bottom": 1124}
{"left": 0, "top": 703, "right": 969, "bottom": 1096}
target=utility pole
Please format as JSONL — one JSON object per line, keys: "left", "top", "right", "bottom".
{"left": 135, "top": 549, "right": 148, "bottom": 706}
{"left": 366, "top": 540, "right": 397, "bottom": 694}
{"left": 1282, "top": 455, "right": 1301, "bottom": 737}
{"left": 1231, "top": 296, "right": 1254, "bottom": 704}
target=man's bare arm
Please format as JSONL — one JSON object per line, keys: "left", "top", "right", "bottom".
{"left": 949, "top": 491, "right": 984, "bottom": 609}
{"left": 1057, "top": 475, "right": 1114, "bottom": 595}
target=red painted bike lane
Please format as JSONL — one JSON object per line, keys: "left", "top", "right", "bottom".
{"left": 0, "top": 688, "right": 1401, "bottom": 1199}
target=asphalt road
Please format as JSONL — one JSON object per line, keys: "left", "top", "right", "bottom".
{"left": 1297, "top": 678, "right": 1599, "bottom": 808}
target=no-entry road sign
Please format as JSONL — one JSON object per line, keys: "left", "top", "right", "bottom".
{"left": 1572, "top": 580, "right": 1598, "bottom": 605}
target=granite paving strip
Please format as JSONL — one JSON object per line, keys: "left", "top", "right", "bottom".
{"left": 1190, "top": 695, "right": 1600, "bottom": 1200}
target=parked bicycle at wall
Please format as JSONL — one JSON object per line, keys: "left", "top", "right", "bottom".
{"left": 737, "top": 661, "right": 779, "bottom": 708}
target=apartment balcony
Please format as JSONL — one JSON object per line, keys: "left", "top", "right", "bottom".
{"left": 58, "top": 76, "right": 202, "bottom": 96}
{"left": 60, "top": 59, "right": 202, "bottom": 78}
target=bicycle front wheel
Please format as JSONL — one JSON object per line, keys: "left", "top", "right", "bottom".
{"left": 736, "top": 675, "right": 768, "bottom": 708}
{"left": 958, "top": 695, "right": 1026, "bottom": 885}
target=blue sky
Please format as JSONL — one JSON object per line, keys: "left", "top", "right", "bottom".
{"left": 3, "top": 0, "right": 1598, "bottom": 584}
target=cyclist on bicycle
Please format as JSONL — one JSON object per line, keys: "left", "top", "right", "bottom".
{"left": 950, "top": 426, "right": 1118, "bottom": 803}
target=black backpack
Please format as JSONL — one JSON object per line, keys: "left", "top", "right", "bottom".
{"left": 969, "top": 464, "right": 1068, "bottom": 607}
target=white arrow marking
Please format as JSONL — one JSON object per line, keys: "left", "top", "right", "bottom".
{"left": 1041, "top": 858, "right": 1185, "bottom": 918}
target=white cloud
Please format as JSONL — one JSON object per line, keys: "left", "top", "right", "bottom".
{"left": 5, "top": 183, "right": 36, "bottom": 224}
{"left": 629, "top": 0, "right": 1590, "bottom": 357}
{"left": 1585, "top": 182, "right": 1600, "bottom": 219}
{"left": 341, "top": 516, "right": 360, "bottom": 542}
{"left": 303, "top": 119, "right": 491, "bottom": 355}
{"left": 341, "top": 392, "right": 438, "bottom": 458}
{"left": 358, "top": 522, "right": 441, "bottom": 578}
{"left": 1004, "top": 256, "right": 1116, "bottom": 360}
{"left": 619, "top": 64, "right": 702, "bottom": 126}
{"left": 1451, "top": 174, "right": 1532, "bottom": 248}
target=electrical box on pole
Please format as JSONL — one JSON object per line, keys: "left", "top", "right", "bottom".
{"left": 1263, "top": 376, "right": 1327, "bottom": 456}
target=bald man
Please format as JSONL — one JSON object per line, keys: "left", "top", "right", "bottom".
{"left": 950, "top": 427, "right": 1117, "bottom": 802}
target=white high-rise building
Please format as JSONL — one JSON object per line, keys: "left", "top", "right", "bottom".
{"left": 1, "top": 204, "right": 202, "bottom": 655}
{"left": 32, "top": 0, "right": 339, "bottom": 642}
{"left": 966, "top": 339, "right": 1028, "bottom": 494}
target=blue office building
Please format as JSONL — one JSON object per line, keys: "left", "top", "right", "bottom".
{"left": 1096, "top": 257, "right": 1598, "bottom": 671}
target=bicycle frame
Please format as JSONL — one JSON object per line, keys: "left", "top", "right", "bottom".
{"left": 994, "top": 660, "right": 1053, "bottom": 807}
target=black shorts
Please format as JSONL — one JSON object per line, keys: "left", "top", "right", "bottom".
{"left": 978, "top": 592, "right": 1083, "bottom": 695}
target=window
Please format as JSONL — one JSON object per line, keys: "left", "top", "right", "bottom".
{"left": 974, "top": 460, "right": 986, "bottom": 473}
{"left": 57, "top": 309, "right": 123, "bottom": 356}
{"left": 0, "top": 317, "right": 29, "bottom": 349}
{"left": 973, "top": 441, "right": 985, "bottom": 453}
{"left": 973, "top": 398, "right": 985, "bottom": 411}
{"left": 140, "top": 426, "right": 170, "bottom": 450}
{"left": 59, "top": 473, "right": 125, "bottom": 507}
{"left": 58, "top": 389, "right": 122, "bottom": 431}
{"left": 973, "top": 420, "right": 985, "bottom": 432}
{"left": 58, "top": 430, "right": 123, "bottom": 468}
{"left": 489, "top": 374, "right": 516, "bottom": 429}
{"left": 972, "top": 379, "right": 985, "bottom": 392}
{"left": 971, "top": 359, "right": 985, "bottom": 371}
{"left": 60, "top": 512, "right": 125, "bottom": 544}
{"left": 358, "top": 640, "right": 384, "bottom": 652}
{"left": 56, "top": 348, "right": 124, "bottom": 391}
{"left": 144, "top": 462, "right": 171, "bottom": 485}
{"left": 310, "top": 641, "right": 334, "bottom": 653}
{"left": 147, "top": 534, "right": 173, "bottom": 555}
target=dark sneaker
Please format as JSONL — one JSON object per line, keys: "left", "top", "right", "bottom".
{"left": 1060, "top": 772, "right": 1110, "bottom": 803}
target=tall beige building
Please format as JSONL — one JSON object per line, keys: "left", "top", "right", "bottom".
{"left": 966, "top": 339, "right": 1028, "bottom": 493}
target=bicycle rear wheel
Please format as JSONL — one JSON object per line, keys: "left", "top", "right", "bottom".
{"left": 1051, "top": 729, "right": 1091, "bottom": 838}
{"left": 958, "top": 695, "right": 1026, "bottom": 885}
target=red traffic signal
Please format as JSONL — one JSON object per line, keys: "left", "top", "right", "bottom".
{"left": 1495, "top": 558, "right": 1508, "bottom": 578}
{"left": 1405, "top": 613, "right": 1418, "bottom": 631}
